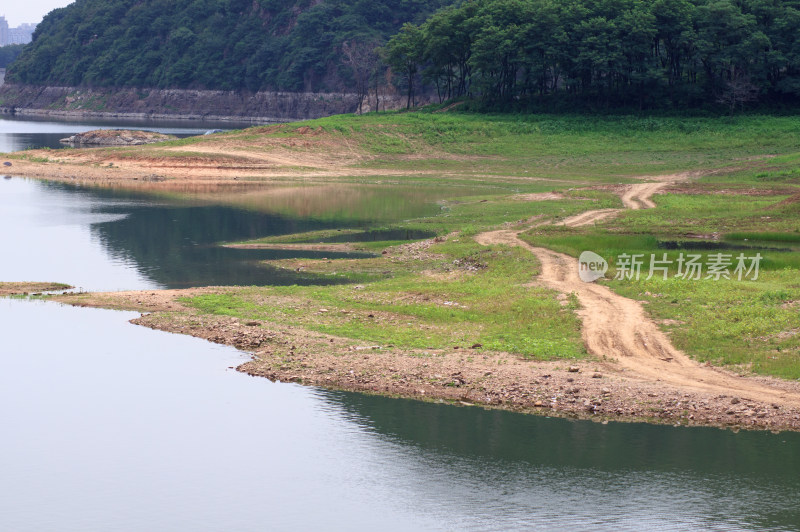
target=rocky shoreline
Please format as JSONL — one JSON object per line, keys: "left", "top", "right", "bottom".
{"left": 145, "top": 306, "right": 800, "bottom": 433}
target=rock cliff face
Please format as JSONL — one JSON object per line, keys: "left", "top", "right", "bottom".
{"left": 0, "top": 69, "right": 6, "bottom": 87}
{"left": 0, "top": 84, "right": 417, "bottom": 122}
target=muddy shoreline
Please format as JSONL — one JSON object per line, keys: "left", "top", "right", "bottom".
{"left": 4, "top": 269, "right": 800, "bottom": 432}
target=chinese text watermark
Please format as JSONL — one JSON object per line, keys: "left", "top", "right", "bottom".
{"left": 578, "top": 252, "right": 762, "bottom": 282}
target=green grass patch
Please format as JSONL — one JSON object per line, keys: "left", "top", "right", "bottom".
{"left": 185, "top": 239, "right": 586, "bottom": 360}
{"left": 609, "top": 271, "right": 800, "bottom": 379}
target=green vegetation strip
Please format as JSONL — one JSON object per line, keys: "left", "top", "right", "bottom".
{"left": 185, "top": 239, "right": 586, "bottom": 360}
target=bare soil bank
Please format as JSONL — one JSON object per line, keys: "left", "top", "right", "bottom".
{"left": 0, "top": 84, "right": 414, "bottom": 122}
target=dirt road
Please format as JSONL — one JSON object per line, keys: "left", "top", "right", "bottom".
{"left": 476, "top": 175, "right": 800, "bottom": 408}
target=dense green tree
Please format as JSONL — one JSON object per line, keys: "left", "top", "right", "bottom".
{"left": 7, "top": 0, "right": 448, "bottom": 94}
{"left": 384, "top": 0, "right": 800, "bottom": 109}
{"left": 8, "top": 0, "right": 800, "bottom": 110}
{"left": 381, "top": 24, "right": 426, "bottom": 108}
{"left": 0, "top": 45, "right": 25, "bottom": 69}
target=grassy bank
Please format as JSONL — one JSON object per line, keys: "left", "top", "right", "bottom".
{"left": 159, "top": 111, "right": 800, "bottom": 180}
{"left": 28, "top": 110, "right": 800, "bottom": 382}
{"left": 11, "top": 110, "right": 800, "bottom": 186}
{"left": 186, "top": 238, "right": 587, "bottom": 359}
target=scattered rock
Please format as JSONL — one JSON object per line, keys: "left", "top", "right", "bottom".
{"left": 568, "top": 366, "right": 580, "bottom": 373}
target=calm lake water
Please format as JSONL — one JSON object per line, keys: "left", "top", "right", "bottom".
{"left": 1, "top": 118, "right": 800, "bottom": 531}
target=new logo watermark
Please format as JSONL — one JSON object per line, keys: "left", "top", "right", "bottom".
{"left": 578, "top": 251, "right": 608, "bottom": 283}
{"left": 578, "top": 252, "right": 762, "bottom": 282}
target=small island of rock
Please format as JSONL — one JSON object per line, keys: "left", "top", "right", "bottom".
{"left": 60, "top": 129, "right": 176, "bottom": 146}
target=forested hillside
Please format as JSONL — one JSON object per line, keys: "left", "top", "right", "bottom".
{"left": 7, "top": 0, "right": 448, "bottom": 92}
{"left": 384, "top": 0, "right": 800, "bottom": 109}
{"left": 8, "top": 0, "right": 800, "bottom": 110}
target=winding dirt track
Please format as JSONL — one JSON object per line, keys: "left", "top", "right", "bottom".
{"left": 476, "top": 175, "right": 800, "bottom": 407}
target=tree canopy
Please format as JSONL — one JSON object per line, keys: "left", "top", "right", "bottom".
{"left": 7, "top": 0, "right": 448, "bottom": 92}
{"left": 385, "top": 0, "right": 800, "bottom": 109}
{"left": 0, "top": 45, "right": 24, "bottom": 69}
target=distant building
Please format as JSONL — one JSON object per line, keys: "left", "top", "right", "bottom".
{"left": 0, "top": 17, "right": 8, "bottom": 46}
{"left": 9, "top": 23, "right": 37, "bottom": 44}
{"left": 0, "top": 17, "right": 37, "bottom": 46}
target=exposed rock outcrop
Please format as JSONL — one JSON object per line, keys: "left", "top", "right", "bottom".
{"left": 60, "top": 129, "right": 176, "bottom": 146}
{"left": 0, "top": 84, "right": 418, "bottom": 122}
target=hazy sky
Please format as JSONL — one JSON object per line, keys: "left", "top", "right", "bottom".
{"left": 2, "top": 0, "right": 74, "bottom": 27}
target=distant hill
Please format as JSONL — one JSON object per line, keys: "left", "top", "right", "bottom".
{"left": 7, "top": 0, "right": 449, "bottom": 92}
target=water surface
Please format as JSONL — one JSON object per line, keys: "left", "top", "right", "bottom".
{"left": 0, "top": 178, "right": 445, "bottom": 289}
{"left": 2, "top": 298, "right": 799, "bottom": 531}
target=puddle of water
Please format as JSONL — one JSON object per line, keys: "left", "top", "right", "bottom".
{"left": 311, "top": 228, "right": 438, "bottom": 243}
{"left": 658, "top": 240, "right": 792, "bottom": 252}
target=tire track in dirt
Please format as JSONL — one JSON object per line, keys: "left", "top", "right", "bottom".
{"left": 476, "top": 174, "right": 800, "bottom": 407}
